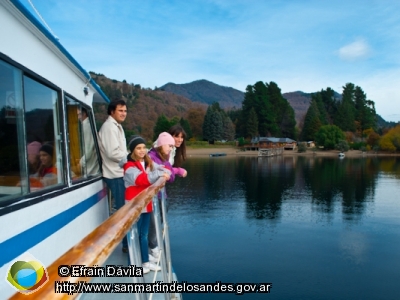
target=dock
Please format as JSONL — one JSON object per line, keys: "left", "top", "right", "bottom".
{"left": 258, "top": 147, "right": 284, "bottom": 157}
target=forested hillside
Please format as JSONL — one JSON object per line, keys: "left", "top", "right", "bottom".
{"left": 91, "top": 72, "right": 206, "bottom": 141}
{"left": 91, "top": 72, "right": 397, "bottom": 147}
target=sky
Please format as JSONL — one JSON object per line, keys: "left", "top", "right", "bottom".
{"left": 20, "top": 0, "right": 400, "bottom": 122}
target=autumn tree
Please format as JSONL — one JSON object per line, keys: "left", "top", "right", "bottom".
{"left": 186, "top": 108, "right": 206, "bottom": 140}
{"left": 379, "top": 125, "right": 400, "bottom": 151}
{"left": 365, "top": 130, "right": 380, "bottom": 148}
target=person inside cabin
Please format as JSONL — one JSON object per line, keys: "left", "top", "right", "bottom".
{"left": 98, "top": 99, "right": 129, "bottom": 252}
{"left": 77, "top": 107, "right": 99, "bottom": 176}
{"left": 30, "top": 143, "right": 57, "bottom": 188}
{"left": 119, "top": 135, "right": 170, "bottom": 274}
{"left": 27, "top": 141, "right": 42, "bottom": 174}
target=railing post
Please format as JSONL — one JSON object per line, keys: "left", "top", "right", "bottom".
{"left": 128, "top": 223, "right": 147, "bottom": 300}
{"left": 152, "top": 194, "right": 170, "bottom": 300}
{"left": 160, "top": 187, "right": 173, "bottom": 284}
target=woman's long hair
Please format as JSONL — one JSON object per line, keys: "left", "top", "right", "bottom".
{"left": 168, "top": 124, "right": 187, "bottom": 167}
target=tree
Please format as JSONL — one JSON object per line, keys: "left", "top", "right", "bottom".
{"left": 238, "top": 81, "right": 295, "bottom": 138}
{"left": 335, "top": 140, "right": 350, "bottom": 152}
{"left": 153, "top": 114, "right": 171, "bottom": 140}
{"left": 320, "top": 87, "right": 338, "bottom": 123}
{"left": 315, "top": 125, "right": 345, "bottom": 150}
{"left": 313, "top": 92, "right": 329, "bottom": 125}
{"left": 334, "top": 83, "right": 356, "bottom": 132}
{"left": 202, "top": 106, "right": 213, "bottom": 141}
{"left": 186, "top": 108, "right": 206, "bottom": 140}
{"left": 302, "top": 98, "right": 321, "bottom": 141}
{"left": 379, "top": 125, "right": 400, "bottom": 151}
{"left": 266, "top": 81, "right": 295, "bottom": 136}
{"left": 365, "top": 129, "right": 380, "bottom": 148}
{"left": 179, "top": 118, "right": 193, "bottom": 139}
{"left": 278, "top": 100, "right": 296, "bottom": 138}
{"left": 353, "top": 86, "right": 377, "bottom": 135}
{"left": 203, "top": 105, "right": 223, "bottom": 142}
{"left": 246, "top": 107, "right": 258, "bottom": 138}
{"left": 222, "top": 115, "right": 235, "bottom": 141}
{"left": 208, "top": 109, "right": 223, "bottom": 142}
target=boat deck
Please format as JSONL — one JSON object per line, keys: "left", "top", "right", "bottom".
{"left": 80, "top": 243, "right": 181, "bottom": 299}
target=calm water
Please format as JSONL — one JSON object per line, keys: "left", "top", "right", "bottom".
{"left": 167, "top": 156, "right": 400, "bottom": 300}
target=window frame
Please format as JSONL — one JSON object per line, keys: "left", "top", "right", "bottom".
{"left": 0, "top": 53, "right": 103, "bottom": 214}
{"left": 63, "top": 93, "right": 103, "bottom": 183}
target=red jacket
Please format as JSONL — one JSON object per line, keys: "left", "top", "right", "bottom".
{"left": 123, "top": 160, "right": 153, "bottom": 213}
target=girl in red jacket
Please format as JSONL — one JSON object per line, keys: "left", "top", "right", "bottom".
{"left": 120, "top": 135, "right": 171, "bottom": 273}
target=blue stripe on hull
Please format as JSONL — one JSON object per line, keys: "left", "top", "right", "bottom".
{"left": 0, "top": 188, "right": 107, "bottom": 267}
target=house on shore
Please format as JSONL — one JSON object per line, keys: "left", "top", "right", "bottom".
{"left": 245, "top": 137, "right": 297, "bottom": 150}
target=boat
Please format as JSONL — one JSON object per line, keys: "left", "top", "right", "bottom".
{"left": 0, "top": 1, "right": 179, "bottom": 299}
{"left": 338, "top": 152, "right": 345, "bottom": 158}
{"left": 209, "top": 152, "right": 227, "bottom": 157}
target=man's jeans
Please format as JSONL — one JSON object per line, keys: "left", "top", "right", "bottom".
{"left": 103, "top": 177, "right": 127, "bottom": 248}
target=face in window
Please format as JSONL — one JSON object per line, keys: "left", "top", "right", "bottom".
{"left": 39, "top": 151, "right": 52, "bottom": 168}
{"left": 110, "top": 105, "right": 127, "bottom": 124}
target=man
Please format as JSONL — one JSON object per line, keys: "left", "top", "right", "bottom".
{"left": 78, "top": 107, "right": 99, "bottom": 176}
{"left": 98, "top": 99, "right": 128, "bottom": 252}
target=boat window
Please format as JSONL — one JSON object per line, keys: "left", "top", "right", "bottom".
{"left": 0, "top": 60, "right": 26, "bottom": 201}
{"left": 66, "top": 96, "right": 101, "bottom": 180}
{"left": 0, "top": 59, "right": 64, "bottom": 204}
{"left": 23, "top": 76, "right": 64, "bottom": 191}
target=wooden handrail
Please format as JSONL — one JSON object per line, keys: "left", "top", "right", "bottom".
{"left": 10, "top": 177, "right": 166, "bottom": 299}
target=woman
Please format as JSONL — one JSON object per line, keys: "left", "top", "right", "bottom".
{"left": 168, "top": 124, "right": 187, "bottom": 177}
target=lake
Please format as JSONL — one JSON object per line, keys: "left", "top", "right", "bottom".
{"left": 166, "top": 155, "right": 400, "bottom": 300}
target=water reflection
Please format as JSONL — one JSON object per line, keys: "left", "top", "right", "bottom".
{"left": 168, "top": 156, "right": 400, "bottom": 300}
{"left": 171, "top": 156, "right": 400, "bottom": 223}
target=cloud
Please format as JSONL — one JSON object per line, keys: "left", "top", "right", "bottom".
{"left": 338, "top": 39, "right": 371, "bottom": 61}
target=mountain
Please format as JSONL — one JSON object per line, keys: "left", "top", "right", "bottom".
{"left": 160, "top": 79, "right": 244, "bottom": 108}
{"left": 376, "top": 114, "right": 398, "bottom": 129}
{"left": 161, "top": 80, "right": 350, "bottom": 127}
{"left": 160, "top": 80, "right": 314, "bottom": 125}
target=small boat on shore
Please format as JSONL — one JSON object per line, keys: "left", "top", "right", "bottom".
{"left": 210, "top": 153, "right": 227, "bottom": 157}
{"left": 338, "top": 152, "right": 345, "bottom": 158}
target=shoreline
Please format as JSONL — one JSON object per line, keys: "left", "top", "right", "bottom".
{"left": 186, "top": 146, "right": 400, "bottom": 157}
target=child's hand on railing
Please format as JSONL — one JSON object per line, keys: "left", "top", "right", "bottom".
{"left": 162, "top": 172, "right": 170, "bottom": 181}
